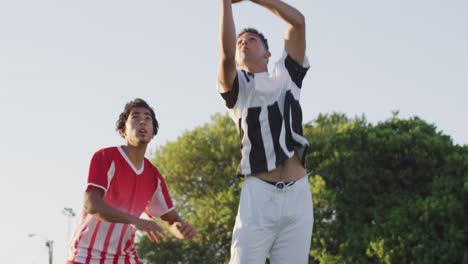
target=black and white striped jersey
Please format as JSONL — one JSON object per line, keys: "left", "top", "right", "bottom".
{"left": 219, "top": 52, "right": 310, "bottom": 176}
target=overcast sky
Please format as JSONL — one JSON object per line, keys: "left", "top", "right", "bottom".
{"left": 0, "top": 0, "right": 467, "bottom": 263}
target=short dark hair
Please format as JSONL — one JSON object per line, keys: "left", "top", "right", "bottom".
{"left": 238, "top": 28, "right": 269, "bottom": 51}
{"left": 116, "top": 98, "right": 159, "bottom": 137}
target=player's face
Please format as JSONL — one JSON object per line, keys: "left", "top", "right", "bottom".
{"left": 235, "top": 32, "right": 268, "bottom": 66}
{"left": 123, "top": 107, "right": 154, "bottom": 145}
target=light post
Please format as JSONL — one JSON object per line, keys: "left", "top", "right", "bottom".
{"left": 62, "top": 207, "right": 76, "bottom": 241}
{"left": 28, "top": 233, "right": 53, "bottom": 264}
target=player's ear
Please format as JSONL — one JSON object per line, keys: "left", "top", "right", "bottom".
{"left": 264, "top": 50, "right": 271, "bottom": 59}
{"left": 119, "top": 128, "right": 126, "bottom": 138}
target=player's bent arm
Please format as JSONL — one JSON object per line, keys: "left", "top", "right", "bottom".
{"left": 84, "top": 187, "right": 138, "bottom": 224}
{"left": 84, "top": 187, "right": 166, "bottom": 242}
{"left": 160, "top": 210, "right": 197, "bottom": 240}
{"left": 252, "top": 0, "right": 306, "bottom": 64}
{"left": 218, "top": 0, "right": 238, "bottom": 93}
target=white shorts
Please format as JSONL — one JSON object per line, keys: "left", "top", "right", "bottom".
{"left": 229, "top": 175, "right": 314, "bottom": 264}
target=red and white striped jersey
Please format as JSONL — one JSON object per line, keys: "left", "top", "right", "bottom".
{"left": 67, "top": 146, "right": 174, "bottom": 264}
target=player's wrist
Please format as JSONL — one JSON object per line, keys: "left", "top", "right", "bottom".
{"left": 129, "top": 215, "right": 143, "bottom": 228}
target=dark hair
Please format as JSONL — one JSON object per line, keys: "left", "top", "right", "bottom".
{"left": 238, "top": 28, "right": 269, "bottom": 51}
{"left": 116, "top": 98, "right": 159, "bottom": 137}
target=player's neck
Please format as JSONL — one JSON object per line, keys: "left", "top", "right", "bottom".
{"left": 238, "top": 55, "right": 269, "bottom": 73}
{"left": 239, "top": 61, "right": 268, "bottom": 74}
{"left": 121, "top": 144, "right": 147, "bottom": 170}
{"left": 242, "top": 66, "right": 268, "bottom": 74}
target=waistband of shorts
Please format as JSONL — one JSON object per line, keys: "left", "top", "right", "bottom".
{"left": 247, "top": 173, "right": 309, "bottom": 191}
{"left": 259, "top": 178, "right": 296, "bottom": 189}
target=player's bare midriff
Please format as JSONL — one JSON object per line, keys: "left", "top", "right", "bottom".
{"left": 252, "top": 154, "right": 306, "bottom": 182}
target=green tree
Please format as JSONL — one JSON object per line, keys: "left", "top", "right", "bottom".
{"left": 307, "top": 113, "right": 468, "bottom": 264}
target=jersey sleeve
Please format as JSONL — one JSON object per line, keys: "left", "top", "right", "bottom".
{"left": 218, "top": 69, "right": 252, "bottom": 110}
{"left": 86, "top": 149, "right": 113, "bottom": 193}
{"left": 219, "top": 73, "right": 240, "bottom": 109}
{"left": 282, "top": 51, "right": 310, "bottom": 89}
{"left": 145, "top": 172, "right": 174, "bottom": 218}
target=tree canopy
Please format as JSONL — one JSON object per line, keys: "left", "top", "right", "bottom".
{"left": 307, "top": 113, "right": 467, "bottom": 263}
{"left": 138, "top": 112, "right": 468, "bottom": 264}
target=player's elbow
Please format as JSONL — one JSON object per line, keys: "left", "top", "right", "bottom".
{"left": 297, "top": 15, "right": 306, "bottom": 28}
{"left": 291, "top": 14, "right": 306, "bottom": 29}
{"left": 84, "top": 199, "right": 96, "bottom": 215}
{"left": 83, "top": 192, "right": 101, "bottom": 215}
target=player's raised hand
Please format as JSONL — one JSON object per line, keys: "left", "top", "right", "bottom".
{"left": 132, "top": 218, "right": 167, "bottom": 243}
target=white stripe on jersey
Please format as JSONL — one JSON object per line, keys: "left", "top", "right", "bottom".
{"left": 106, "top": 223, "right": 123, "bottom": 256}
{"left": 240, "top": 116, "right": 251, "bottom": 173}
{"left": 107, "top": 161, "right": 115, "bottom": 189}
{"left": 146, "top": 179, "right": 173, "bottom": 217}
{"left": 72, "top": 215, "right": 98, "bottom": 262}
{"left": 289, "top": 108, "right": 309, "bottom": 148}
{"left": 259, "top": 106, "right": 275, "bottom": 171}
{"left": 279, "top": 117, "right": 294, "bottom": 159}
{"left": 127, "top": 243, "right": 138, "bottom": 264}
{"left": 90, "top": 221, "right": 111, "bottom": 260}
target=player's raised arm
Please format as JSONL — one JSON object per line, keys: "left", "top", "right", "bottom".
{"left": 218, "top": 0, "right": 238, "bottom": 93}
{"left": 252, "top": 0, "right": 306, "bottom": 64}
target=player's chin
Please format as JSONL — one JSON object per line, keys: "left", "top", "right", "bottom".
{"left": 139, "top": 135, "right": 153, "bottom": 142}
{"left": 136, "top": 138, "right": 152, "bottom": 145}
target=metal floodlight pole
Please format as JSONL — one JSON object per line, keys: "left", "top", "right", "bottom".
{"left": 46, "top": 240, "right": 53, "bottom": 264}
{"left": 62, "top": 207, "right": 76, "bottom": 241}
{"left": 28, "top": 233, "right": 53, "bottom": 264}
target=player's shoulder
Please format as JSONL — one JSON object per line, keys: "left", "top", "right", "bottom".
{"left": 144, "top": 158, "right": 161, "bottom": 175}
{"left": 94, "top": 146, "right": 119, "bottom": 155}
{"left": 90, "top": 146, "right": 120, "bottom": 162}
